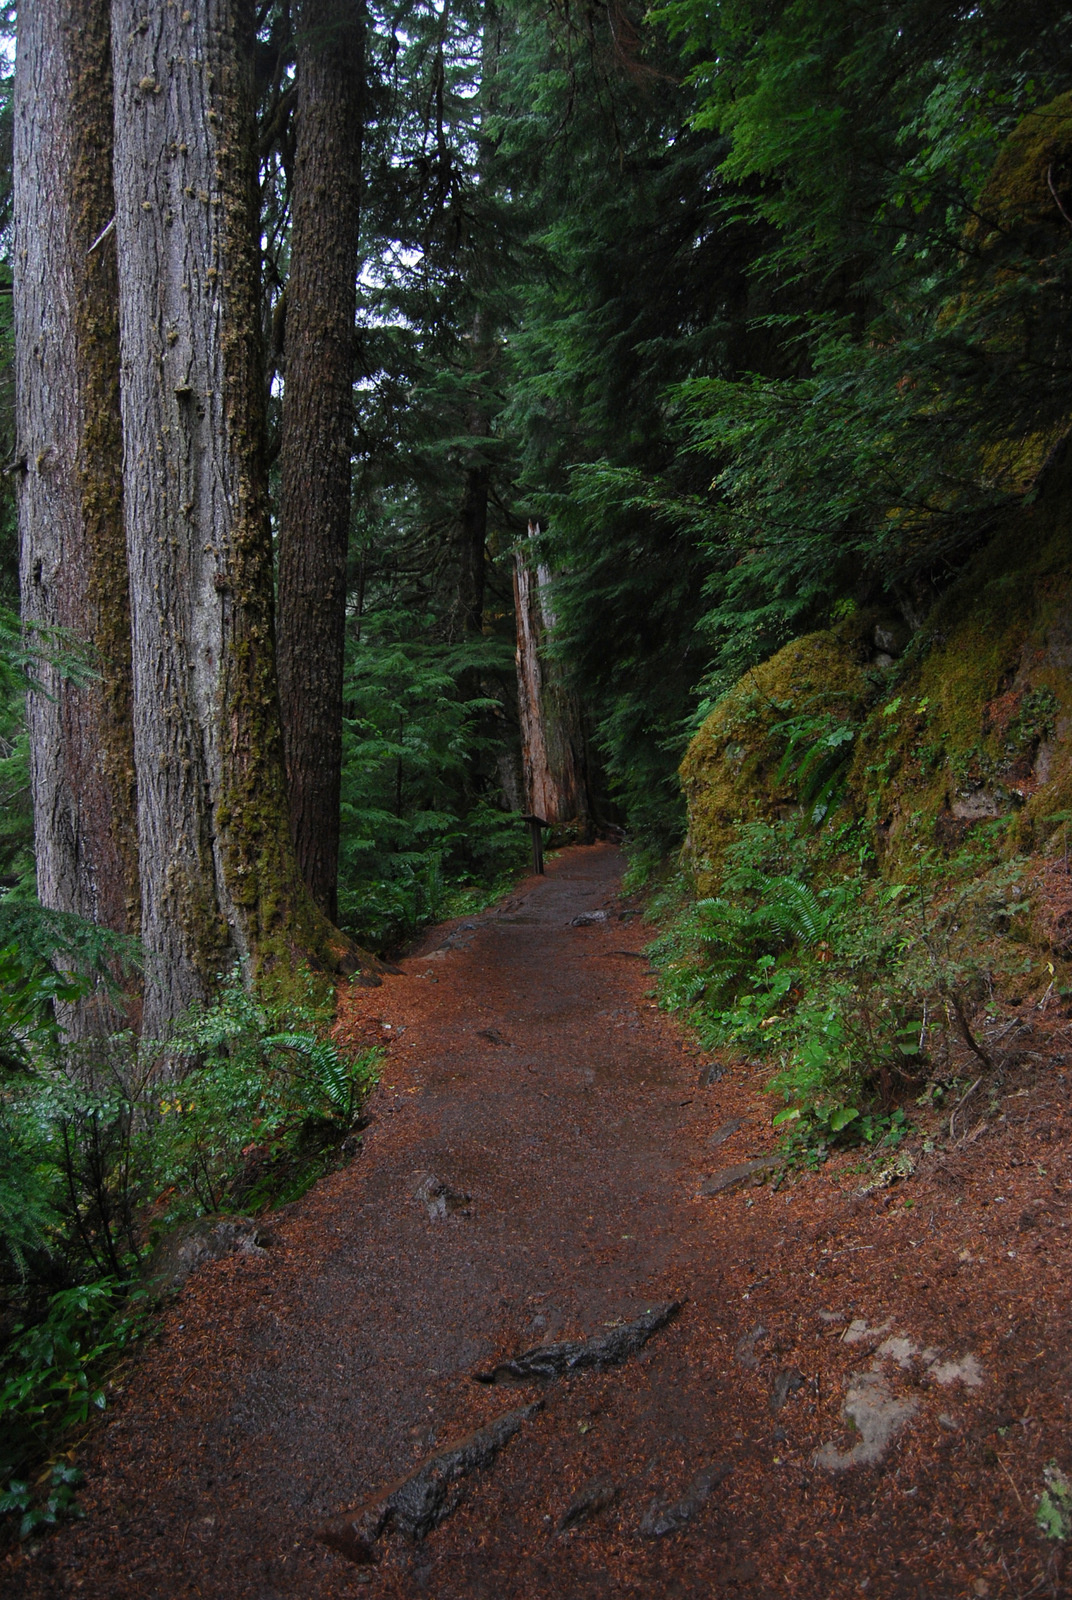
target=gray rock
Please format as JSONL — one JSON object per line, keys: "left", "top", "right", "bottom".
{"left": 699, "top": 1156, "right": 780, "bottom": 1196}
{"left": 734, "top": 1323, "right": 767, "bottom": 1370}
{"left": 472, "top": 1302, "right": 681, "bottom": 1385}
{"left": 638, "top": 1460, "right": 733, "bottom": 1538}
{"left": 951, "top": 788, "right": 1007, "bottom": 820}
{"left": 873, "top": 619, "right": 910, "bottom": 657}
{"left": 558, "top": 1476, "right": 618, "bottom": 1531}
{"left": 413, "top": 1172, "right": 471, "bottom": 1221}
{"left": 770, "top": 1369, "right": 806, "bottom": 1411}
{"left": 707, "top": 1117, "right": 745, "bottom": 1149}
{"left": 813, "top": 1371, "right": 919, "bottom": 1471}
{"left": 318, "top": 1404, "right": 542, "bottom": 1563}
{"left": 570, "top": 910, "right": 610, "bottom": 927}
{"left": 145, "top": 1215, "right": 277, "bottom": 1296}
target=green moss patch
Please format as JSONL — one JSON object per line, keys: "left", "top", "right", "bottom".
{"left": 847, "top": 499, "right": 1072, "bottom": 873}
{"left": 680, "top": 625, "right": 873, "bottom": 894}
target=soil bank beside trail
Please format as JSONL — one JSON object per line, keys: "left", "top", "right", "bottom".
{"left": 4, "top": 843, "right": 1070, "bottom": 1599}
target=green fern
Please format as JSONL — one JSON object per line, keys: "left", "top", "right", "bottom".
{"left": 772, "top": 710, "right": 857, "bottom": 825}
{"left": 754, "top": 875, "right": 832, "bottom": 946}
{"left": 265, "top": 1033, "right": 381, "bottom": 1124}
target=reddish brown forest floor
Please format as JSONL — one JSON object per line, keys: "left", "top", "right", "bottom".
{"left": 4, "top": 843, "right": 1071, "bottom": 1599}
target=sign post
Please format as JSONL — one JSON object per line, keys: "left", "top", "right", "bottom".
{"left": 521, "top": 814, "right": 546, "bottom": 875}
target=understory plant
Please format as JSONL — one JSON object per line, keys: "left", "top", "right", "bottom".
{"left": 0, "top": 954, "right": 380, "bottom": 1520}
{"left": 150, "top": 966, "right": 382, "bottom": 1218}
{"left": 652, "top": 814, "right": 1030, "bottom": 1160}
{"left": 339, "top": 622, "right": 529, "bottom": 951}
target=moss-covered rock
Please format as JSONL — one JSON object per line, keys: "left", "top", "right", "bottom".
{"left": 848, "top": 492, "right": 1072, "bottom": 872}
{"left": 681, "top": 98, "right": 1072, "bottom": 893}
{"left": 680, "top": 625, "right": 873, "bottom": 894}
{"left": 682, "top": 487, "right": 1072, "bottom": 887}
{"left": 969, "top": 90, "right": 1072, "bottom": 248}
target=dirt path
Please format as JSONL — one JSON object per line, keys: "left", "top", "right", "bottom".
{"left": 5, "top": 844, "right": 1070, "bottom": 1598}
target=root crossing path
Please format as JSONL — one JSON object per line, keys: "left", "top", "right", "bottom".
{"left": 6, "top": 845, "right": 1052, "bottom": 1599}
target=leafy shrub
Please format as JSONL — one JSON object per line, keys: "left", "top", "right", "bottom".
{"left": 151, "top": 967, "right": 382, "bottom": 1216}
{"left": 0, "top": 958, "right": 380, "bottom": 1514}
{"left": 1037, "top": 1462, "right": 1072, "bottom": 1542}
{"left": 1, "top": 1462, "right": 86, "bottom": 1542}
{"left": 653, "top": 816, "right": 1024, "bottom": 1158}
{"left": 772, "top": 707, "right": 858, "bottom": 825}
{"left": 0, "top": 1281, "right": 147, "bottom": 1488}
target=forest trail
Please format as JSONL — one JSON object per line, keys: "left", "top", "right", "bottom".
{"left": 5, "top": 844, "right": 1069, "bottom": 1599}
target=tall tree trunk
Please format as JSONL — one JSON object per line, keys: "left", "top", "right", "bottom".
{"left": 111, "top": 0, "right": 346, "bottom": 1034}
{"left": 14, "top": 0, "right": 139, "bottom": 1028}
{"left": 453, "top": 458, "right": 489, "bottom": 640}
{"left": 277, "top": 0, "right": 365, "bottom": 923}
{"left": 513, "top": 521, "right": 590, "bottom": 826}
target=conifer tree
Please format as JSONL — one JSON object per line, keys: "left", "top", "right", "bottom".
{"left": 109, "top": 0, "right": 347, "bottom": 1032}
{"left": 13, "top": 0, "right": 138, "bottom": 1026}
{"left": 277, "top": 0, "right": 365, "bottom": 922}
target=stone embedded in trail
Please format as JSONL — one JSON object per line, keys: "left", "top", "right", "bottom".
{"left": 842, "top": 1317, "right": 893, "bottom": 1347}
{"left": 558, "top": 1476, "right": 619, "bottom": 1531}
{"left": 928, "top": 1352, "right": 984, "bottom": 1388}
{"left": 145, "top": 1215, "right": 277, "bottom": 1295}
{"left": 317, "top": 1404, "right": 542, "bottom": 1565}
{"left": 770, "top": 1369, "right": 806, "bottom": 1411}
{"left": 812, "top": 1372, "right": 919, "bottom": 1471}
{"left": 734, "top": 1322, "right": 768, "bottom": 1370}
{"left": 637, "top": 1460, "right": 733, "bottom": 1538}
{"left": 707, "top": 1116, "right": 745, "bottom": 1149}
{"left": 472, "top": 1302, "right": 682, "bottom": 1385}
{"left": 413, "top": 1171, "right": 471, "bottom": 1220}
{"left": 699, "top": 1156, "right": 780, "bottom": 1196}
{"left": 569, "top": 910, "right": 610, "bottom": 926}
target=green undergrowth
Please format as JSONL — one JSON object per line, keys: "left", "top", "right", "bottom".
{"left": 0, "top": 952, "right": 380, "bottom": 1536}
{"left": 665, "top": 490, "right": 1072, "bottom": 1166}
{"left": 648, "top": 810, "right": 1049, "bottom": 1166}
{"left": 338, "top": 622, "right": 531, "bottom": 954}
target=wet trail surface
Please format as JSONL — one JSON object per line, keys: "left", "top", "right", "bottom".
{"left": 12, "top": 846, "right": 739, "bottom": 1597}
{"left": 7, "top": 843, "right": 1071, "bottom": 1598}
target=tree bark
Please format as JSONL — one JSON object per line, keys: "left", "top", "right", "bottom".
{"left": 111, "top": 0, "right": 346, "bottom": 1034}
{"left": 14, "top": 0, "right": 139, "bottom": 1026}
{"left": 277, "top": 0, "right": 365, "bottom": 923}
{"left": 452, "top": 459, "right": 489, "bottom": 639}
{"left": 513, "top": 521, "right": 590, "bottom": 827}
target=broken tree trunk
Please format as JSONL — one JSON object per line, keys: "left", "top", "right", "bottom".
{"left": 512, "top": 521, "right": 590, "bottom": 828}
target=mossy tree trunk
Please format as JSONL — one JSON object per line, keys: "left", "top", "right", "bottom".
{"left": 13, "top": 0, "right": 139, "bottom": 1028}
{"left": 277, "top": 0, "right": 365, "bottom": 924}
{"left": 110, "top": 0, "right": 347, "bottom": 1034}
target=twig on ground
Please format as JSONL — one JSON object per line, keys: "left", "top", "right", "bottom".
{"left": 949, "top": 1077, "right": 982, "bottom": 1142}
{"left": 997, "top": 1454, "right": 1027, "bottom": 1514}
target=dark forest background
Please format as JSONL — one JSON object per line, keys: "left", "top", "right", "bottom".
{"left": 3, "top": 0, "right": 1069, "bottom": 947}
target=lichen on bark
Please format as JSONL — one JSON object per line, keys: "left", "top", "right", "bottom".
{"left": 14, "top": 0, "right": 139, "bottom": 1032}
{"left": 110, "top": 0, "right": 365, "bottom": 1035}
